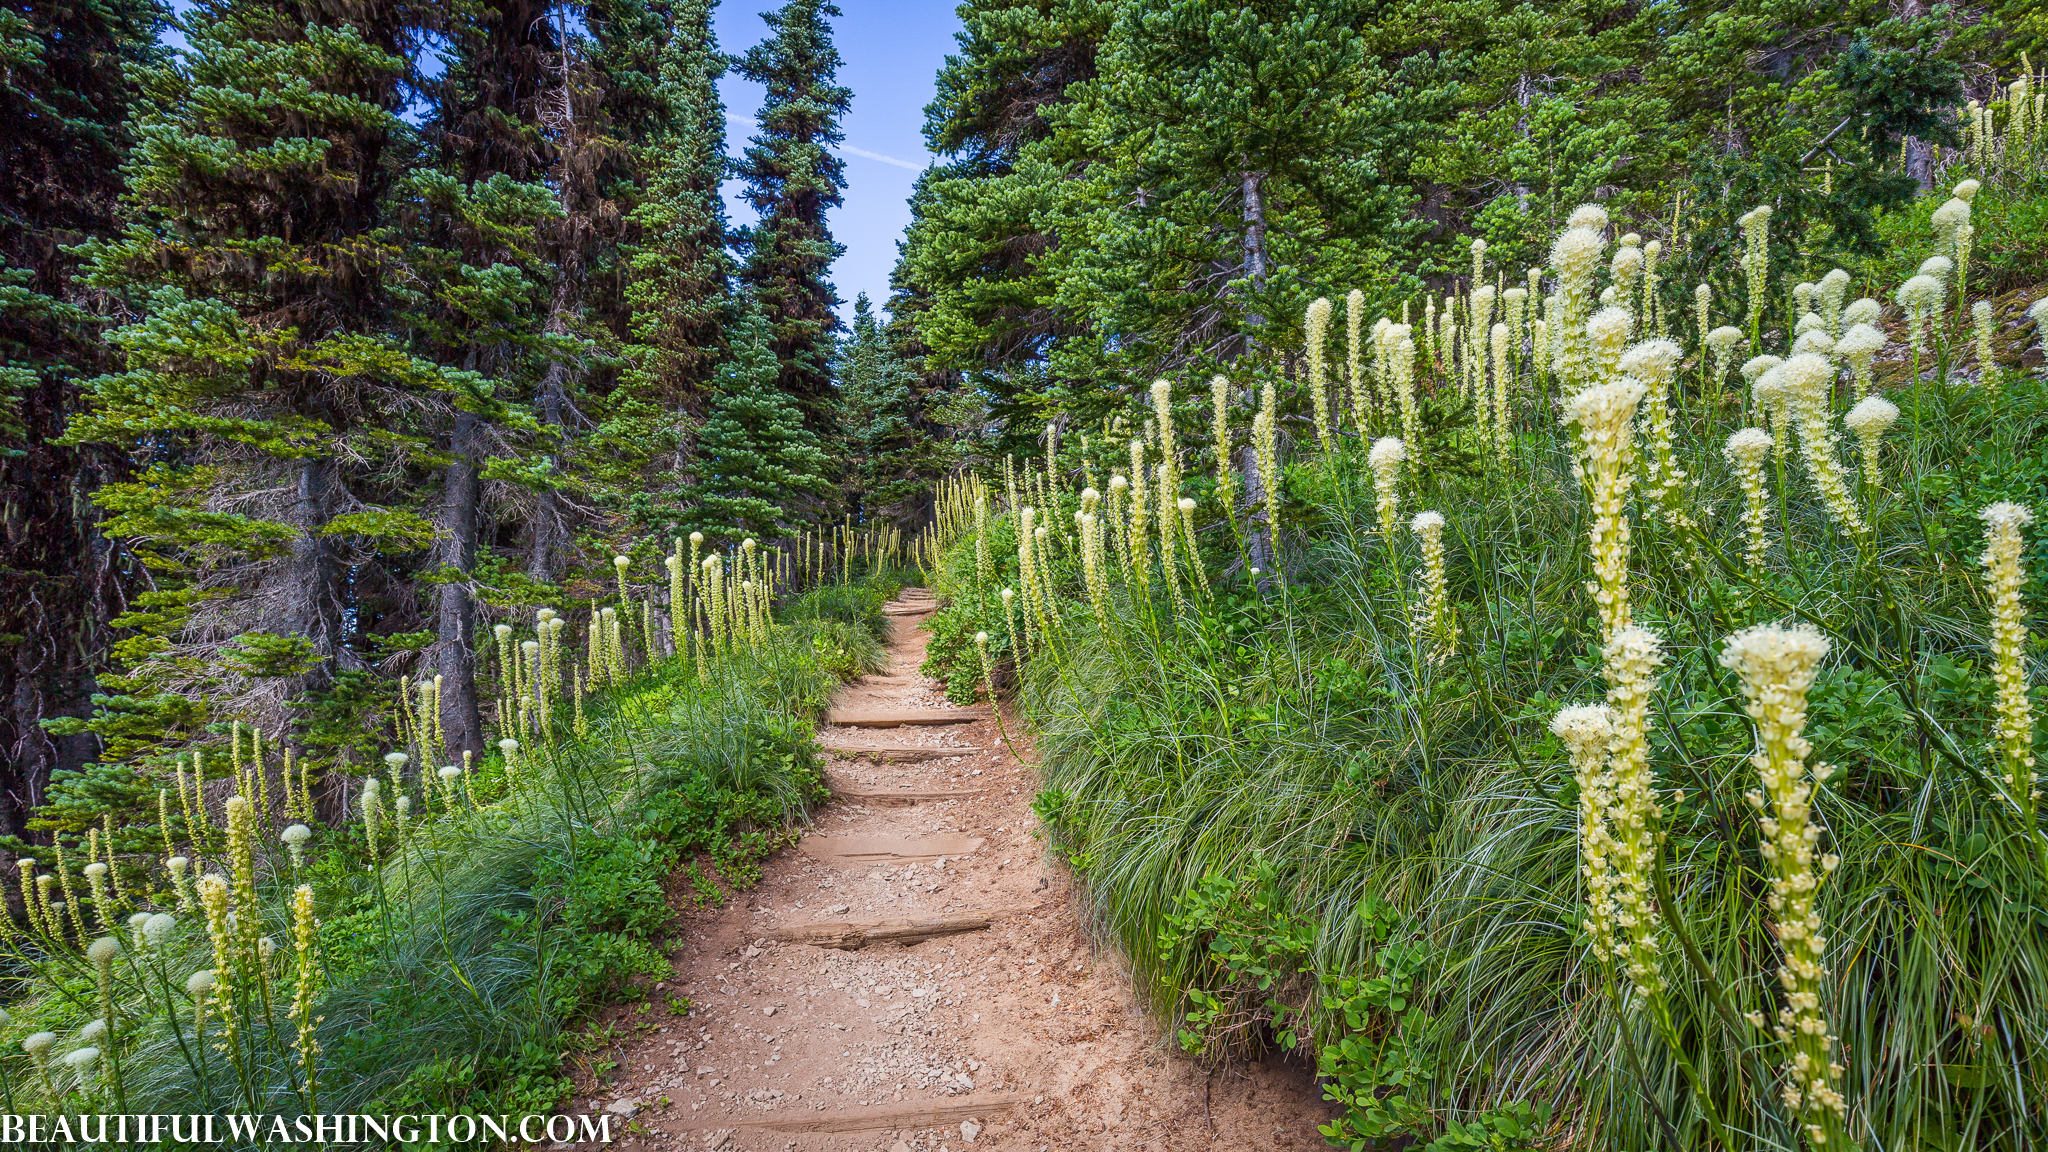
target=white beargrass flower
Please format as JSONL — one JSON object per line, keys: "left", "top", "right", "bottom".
{"left": 1368, "top": 437, "right": 1407, "bottom": 548}
{"left": 78, "top": 1018, "right": 107, "bottom": 1044}
{"left": 63, "top": 1046, "right": 98, "bottom": 1075}
{"left": 143, "top": 912, "right": 177, "bottom": 949}
{"left": 1817, "top": 269, "right": 1851, "bottom": 334}
{"left": 1843, "top": 396, "right": 1899, "bottom": 490}
{"left": 1740, "top": 204, "right": 1773, "bottom": 332}
{"left": 86, "top": 937, "right": 119, "bottom": 964}
{"left": 1835, "top": 323, "right": 1887, "bottom": 400}
{"left": 1566, "top": 203, "right": 1609, "bottom": 231}
{"left": 1620, "top": 339, "right": 1690, "bottom": 524}
{"left": 1705, "top": 325, "right": 1743, "bottom": 395}
{"left": 1724, "top": 429, "right": 1775, "bottom": 571}
{"left": 282, "top": 822, "right": 312, "bottom": 869}
{"left": 1918, "top": 255, "right": 1952, "bottom": 286}
{"left": 1601, "top": 626, "right": 1667, "bottom": 995}
{"left": 1980, "top": 502, "right": 2038, "bottom": 812}
{"left": 1553, "top": 704, "right": 1619, "bottom": 959}
{"left": 1410, "top": 511, "right": 1453, "bottom": 661}
{"left": 1841, "top": 298, "right": 1880, "bottom": 329}
{"left": 1563, "top": 380, "right": 1647, "bottom": 642}
{"left": 1792, "top": 329, "right": 1834, "bottom": 356}
{"left": 1954, "top": 178, "right": 1981, "bottom": 201}
{"left": 1897, "top": 275, "right": 1942, "bottom": 356}
{"left": 1719, "top": 623, "right": 1846, "bottom": 1144}
{"left": 1746, "top": 357, "right": 1788, "bottom": 438}
{"left": 383, "top": 752, "right": 408, "bottom": 769}
{"left": 1303, "top": 300, "right": 1335, "bottom": 450}
{"left": 1549, "top": 226, "right": 1606, "bottom": 385}
{"left": 1587, "top": 306, "right": 1633, "bottom": 383}
{"left": 1782, "top": 354, "right": 1864, "bottom": 532}
{"left": 1972, "top": 300, "right": 1999, "bottom": 392}
{"left": 1930, "top": 197, "right": 1971, "bottom": 240}
{"left": 22, "top": 1031, "right": 55, "bottom": 1058}
{"left": 492, "top": 623, "right": 511, "bottom": 640}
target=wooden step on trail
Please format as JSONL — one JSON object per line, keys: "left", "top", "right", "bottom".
{"left": 827, "top": 776, "right": 985, "bottom": 804}
{"left": 771, "top": 906, "right": 1042, "bottom": 950}
{"left": 819, "top": 741, "right": 980, "bottom": 764}
{"left": 799, "top": 833, "right": 983, "bottom": 864}
{"left": 827, "top": 707, "right": 988, "bottom": 728}
{"left": 688, "top": 1094, "right": 1026, "bottom": 1135}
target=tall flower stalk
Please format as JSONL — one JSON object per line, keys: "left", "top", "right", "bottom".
{"left": 1553, "top": 704, "right": 1619, "bottom": 961}
{"left": 1411, "top": 511, "right": 1453, "bottom": 660}
{"left": 1564, "top": 380, "right": 1647, "bottom": 642}
{"left": 1369, "top": 438, "right": 1407, "bottom": 550}
{"left": 1782, "top": 354, "right": 1865, "bottom": 534}
{"left": 1980, "top": 502, "right": 2038, "bottom": 817}
{"left": 1725, "top": 429, "right": 1776, "bottom": 571}
{"left": 1720, "top": 624, "right": 1847, "bottom": 1150}
{"left": 1304, "top": 299, "right": 1334, "bottom": 450}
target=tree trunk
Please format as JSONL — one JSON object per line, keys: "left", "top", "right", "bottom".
{"left": 1240, "top": 169, "right": 1271, "bottom": 298}
{"left": 529, "top": 342, "right": 571, "bottom": 584}
{"left": 290, "top": 455, "right": 349, "bottom": 690}
{"left": 436, "top": 409, "right": 485, "bottom": 759}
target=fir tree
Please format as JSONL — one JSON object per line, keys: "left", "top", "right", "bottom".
{"left": 683, "top": 307, "right": 828, "bottom": 544}
{"left": 734, "top": 0, "right": 850, "bottom": 437}
{"left": 70, "top": 0, "right": 445, "bottom": 754}
{"left": 623, "top": 0, "right": 732, "bottom": 410}
{"left": 409, "top": 0, "right": 562, "bottom": 759}
{"left": 836, "top": 294, "right": 941, "bottom": 526}
{"left": 0, "top": 0, "right": 161, "bottom": 833}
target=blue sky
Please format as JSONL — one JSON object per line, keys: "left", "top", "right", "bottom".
{"left": 717, "top": 0, "right": 963, "bottom": 320}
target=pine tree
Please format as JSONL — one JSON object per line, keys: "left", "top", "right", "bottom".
{"left": 410, "top": 0, "right": 561, "bottom": 760}
{"left": 0, "top": 0, "right": 161, "bottom": 833}
{"left": 683, "top": 308, "right": 829, "bottom": 544}
{"left": 836, "top": 294, "right": 942, "bottom": 526}
{"left": 734, "top": 0, "right": 850, "bottom": 437}
{"left": 623, "top": 0, "right": 733, "bottom": 410}
{"left": 70, "top": 0, "right": 446, "bottom": 755}
{"left": 602, "top": 0, "right": 736, "bottom": 540}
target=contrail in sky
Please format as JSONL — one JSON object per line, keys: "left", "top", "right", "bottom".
{"left": 727, "top": 112, "right": 922, "bottom": 171}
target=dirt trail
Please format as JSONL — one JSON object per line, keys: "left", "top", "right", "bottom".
{"left": 578, "top": 591, "right": 1328, "bottom": 1151}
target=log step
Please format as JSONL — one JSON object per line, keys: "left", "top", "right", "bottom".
{"left": 799, "top": 833, "right": 983, "bottom": 864}
{"left": 820, "top": 743, "right": 981, "bottom": 763}
{"left": 771, "top": 907, "right": 1039, "bottom": 951}
{"left": 688, "top": 1094, "right": 1026, "bottom": 1134}
{"left": 827, "top": 778, "right": 986, "bottom": 805}
{"left": 827, "top": 708, "right": 988, "bottom": 728}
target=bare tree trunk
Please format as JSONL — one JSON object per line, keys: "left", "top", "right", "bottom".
{"left": 289, "top": 456, "right": 349, "bottom": 691}
{"left": 1240, "top": 169, "right": 1270, "bottom": 300}
{"left": 436, "top": 409, "right": 485, "bottom": 758}
{"left": 529, "top": 325, "right": 572, "bottom": 584}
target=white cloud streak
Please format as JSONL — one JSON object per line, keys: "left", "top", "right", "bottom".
{"left": 725, "top": 112, "right": 923, "bottom": 171}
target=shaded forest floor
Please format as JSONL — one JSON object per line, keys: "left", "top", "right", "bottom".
{"left": 568, "top": 591, "right": 1331, "bottom": 1150}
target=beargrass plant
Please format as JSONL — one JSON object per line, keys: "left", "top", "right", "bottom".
{"left": 913, "top": 180, "right": 2048, "bottom": 1149}
{"left": 0, "top": 566, "right": 870, "bottom": 1138}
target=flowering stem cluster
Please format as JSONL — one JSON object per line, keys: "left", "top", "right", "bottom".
{"left": 1719, "top": 624, "right": 1846, "bottom": 1148}
{"left": 1980, "top": 502, "right": 2039, "bottom": 815}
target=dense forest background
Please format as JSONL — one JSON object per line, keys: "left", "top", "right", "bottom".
{"left": 0, "top": 0, "right": 2035, "bottom": 863}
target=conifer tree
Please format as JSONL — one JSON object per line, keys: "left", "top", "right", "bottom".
{"left": 623, "top": 0, "right": 733, "bottom": 410}
{"left": 683, "top": 308, "right": 829, "bottom": 544}
{"left": 71, "top": 0, "right": 444, "bottom": 750}
{"left": 0, "top": 0, "right": 160, "bottom": 832}
{"left": 734, "top": 0, "right": 850, "bottom": 437}
{"left": 836, "top": 294, "right": 941, "bottom": 526}
{"left": 411, "top": 0, "right": 561, "bottom": 759}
